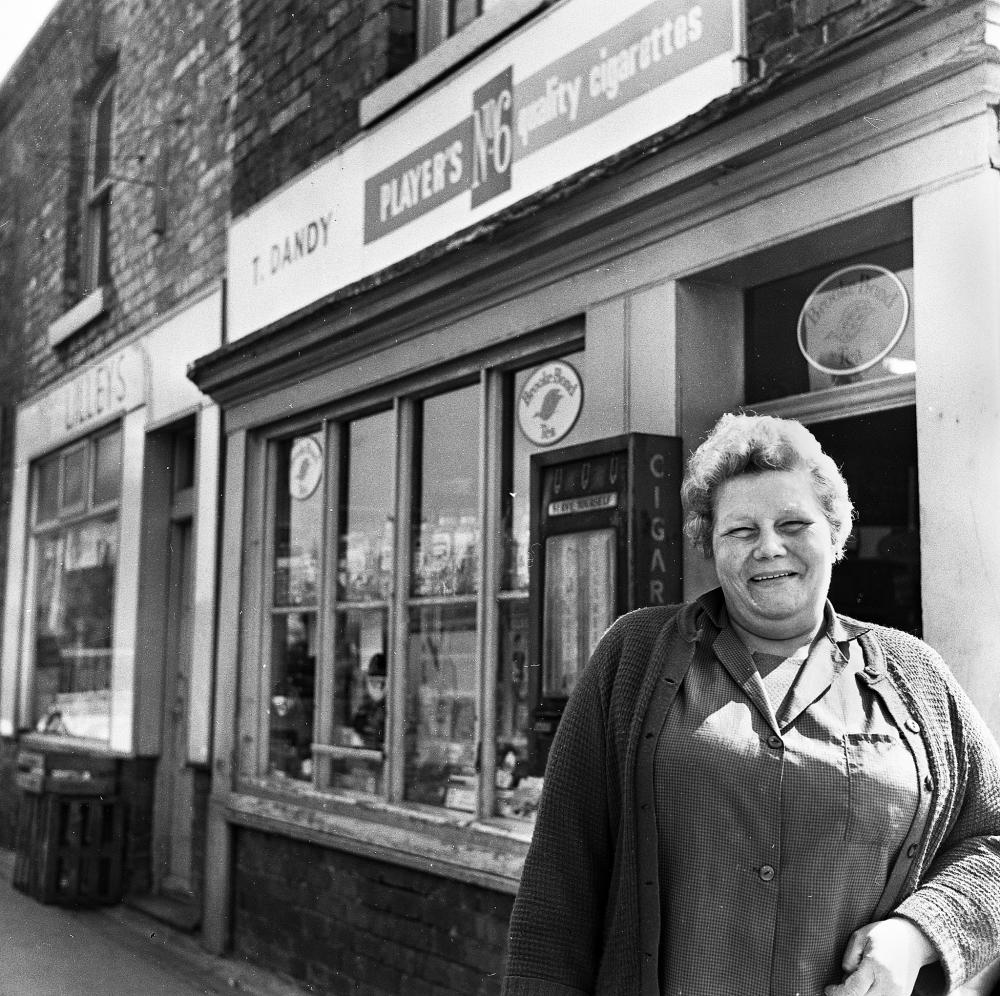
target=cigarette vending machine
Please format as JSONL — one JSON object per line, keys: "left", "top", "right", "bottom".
{"left": 528, "top": 433, "right": 683, "bottom": 773}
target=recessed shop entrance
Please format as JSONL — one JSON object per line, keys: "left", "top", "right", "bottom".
{"left": 809, "top": 406, "right": 920, "bottom": 636}
{"left": 150, "top": 423, "right": 198, "bottom": 910}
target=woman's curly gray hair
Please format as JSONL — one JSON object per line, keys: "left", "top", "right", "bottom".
{"left": 681, "top": 413, "right": 854, "bottom": 561}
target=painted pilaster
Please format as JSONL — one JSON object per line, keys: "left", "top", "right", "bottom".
{"left": 913, "top": 169, "right": 1000, "bottom": 738}
{"left": 202, "top": 427, "right": 247, "bottom": 955}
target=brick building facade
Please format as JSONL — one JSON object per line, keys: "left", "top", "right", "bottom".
{"left": 0, "top": 0, "right": 235, "bottom": 917}
{"left": 190, "top": 0, "right": 1000, "bottom": 993}
{"left": 3, "top": 0, "right": 1000, "bottom": 993}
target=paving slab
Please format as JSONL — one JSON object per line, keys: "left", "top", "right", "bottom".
{"left": 0, "top": 850, "right": 312, "bottom": 996}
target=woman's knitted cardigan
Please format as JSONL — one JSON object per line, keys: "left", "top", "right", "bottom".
{"left": 502, "top": 599, "right": 1000, "bottom": 996}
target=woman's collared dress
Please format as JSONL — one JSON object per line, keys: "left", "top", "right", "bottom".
{"left": 653, "top": 598, "right": 926, "bottom": 996}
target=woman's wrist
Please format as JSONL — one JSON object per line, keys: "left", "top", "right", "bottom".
{"left": 887, "top": 916, "right": 938, "bottom": 967}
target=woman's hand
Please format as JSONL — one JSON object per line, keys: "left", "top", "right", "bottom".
{"left": 824, "top": 917, "right": 938, "bottom": 996}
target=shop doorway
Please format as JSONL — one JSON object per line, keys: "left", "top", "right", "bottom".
{"left": 151, "top": 426, "right": 197, "bottom": 909}
{"left": 809, "top": 406, "right": 921, "bottom": 635}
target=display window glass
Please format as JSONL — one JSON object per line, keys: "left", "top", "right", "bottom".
{"left": 266, "top": 431, "right": 323, "bottom": 781}
{"left": 743, "top": 232, "right": 921, "bottom": 640}
{"left": 30, "top": 427, "right": 121, "bottom": 740}
{"left": 503, "top": 350, "right": 586, "bottom": 591}
{"left": 411, "top": 385, "right": 481, "bottom": 597}
{"left": 36, "top": 457, "right": 60, "bottom": 524}
{"left": 492, "top": 349, "right": 585, "bottom": 821}
{"left": 92, "top": 430, "right": 122, "bottom": 506}
{"left": 745, "top": 242, "right": 914, "bottom": 404}
{"left": 405, "top": 602, "right": 478, "bottom": 808}
{"left": 338, "top": 411, "right": 395, "bottom": 602}
{"left": 250, "top": 337, "right": 584, "bottom": 825}
{"left": 330, "top": 607, "right": 388, "bottom": 792}
{"left": 328, "top": 409, "right": 395, "bottom": 793}
{"left": 61, "top": 446, "right": 87, "bottom": 513}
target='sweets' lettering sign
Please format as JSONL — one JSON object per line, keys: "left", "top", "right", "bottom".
{"left": 227, "top": 0, "right": 742, "bottom": 341}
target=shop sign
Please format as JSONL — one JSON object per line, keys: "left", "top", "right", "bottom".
{"left": 289, "top": 435, "right": 323, "bottom": 500}
{"left": 549, "top": 493, "right": 618, "bottom": 516}
{"left": 16, "top": 345, "right": 147, "bottom": 463}
{"left": 62, "top": 348, "right": 144, "bottom": 434}
{"left": 518, "top": 360, "right": 583, "bottom": 446}
{"left": 798, "top": 265, "right": 910, "bottom": 377}
{"left": 227, "top": 0, "right": 743, "bottom": 341}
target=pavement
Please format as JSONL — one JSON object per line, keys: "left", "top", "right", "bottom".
{"left": 0, "top": 849, "right": 311, "bottom": 996}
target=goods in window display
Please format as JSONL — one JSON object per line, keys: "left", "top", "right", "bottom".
{"left": 350, "top": 652, "right": 387, "bottom": 749}
{"left": 406, "top": 622, "right": 478, "bottom": 808}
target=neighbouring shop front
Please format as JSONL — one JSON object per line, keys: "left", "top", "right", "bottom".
{"left": 190, "top": 0, "right": 1000, "bottom": 989}
{"left": 0, "top": 288, "right": 222, "bottom": 915}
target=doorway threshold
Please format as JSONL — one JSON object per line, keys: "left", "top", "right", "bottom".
{"left": 126, "top": 891, "right": 201, "bottom": 933}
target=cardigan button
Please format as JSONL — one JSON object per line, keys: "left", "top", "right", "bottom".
{"left": 923, "top": 775, "right": 933, "bottom": 792}
{"left": 907, "top": 843, "right": 917, "bottom": 858}
{"left": 905, "top": 719, "right": 921, "bottom": 734}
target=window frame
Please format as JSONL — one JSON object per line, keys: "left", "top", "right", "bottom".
{"left": 418, "top": 0, "right": 494, "bottom": 58}
{"left": 241, "top": 326, "right": 584, "bottom": 834}
{"left": 27, "top": 424, "right": 124, "bottom": 741}
{"left": 81, "top": 75, "right": 115, "bottom": 296}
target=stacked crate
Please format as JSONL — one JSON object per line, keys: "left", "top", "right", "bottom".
{"left": 13, "top": 749, "right": 123, "bottom": 906}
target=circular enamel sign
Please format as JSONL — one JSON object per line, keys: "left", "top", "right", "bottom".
{"left": 797, "top": 264, "right": 910, "bottom": 377}
{"left": 517, "top": 361, "right": 583, "bottom": 447}
{"left": 289, "top": 436, "right": 323, "bottom": 501}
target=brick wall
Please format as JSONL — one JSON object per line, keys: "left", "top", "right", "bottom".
{"left": 0, "top": 0, "right": 237, "bottom": 400}
{"left": 748, "top": 0, "right": 911, "bottom": 73}
{"left": 234, "top": 828, "right": 513, "bottom": 995}
{"left": 232, "top": 0, "right": 414, "bottom": 216}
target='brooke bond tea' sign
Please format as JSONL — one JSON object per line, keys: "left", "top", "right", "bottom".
{"left": 227, "top": 0, "right": 742, "bottom": 341}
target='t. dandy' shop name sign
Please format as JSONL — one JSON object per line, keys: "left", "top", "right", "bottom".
{"left": 227, "top": 0, "right": 742, "bottom": 341}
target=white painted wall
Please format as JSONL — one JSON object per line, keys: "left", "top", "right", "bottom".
{"left": 914, "top": 170, "right": 1000, "bottom": 736}
{"left": 110, "top": 407, "right": 148, "bottom": 753}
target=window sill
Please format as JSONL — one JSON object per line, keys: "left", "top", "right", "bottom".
{"left": 48, "top": 287, "right": 107, "bottom": 348}
{"left": 19, "top": 731, "right": 122, "bottom": 758}
{"left": 748, "top": 373, "right": 916, "bottom": 423}
{"left": 359, "top": 0, "right": 550, "bottom": 128}
{"left": 222, "top": 781, "right": 532, "bottom": 893}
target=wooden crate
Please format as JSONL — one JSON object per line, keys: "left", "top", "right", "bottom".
{"left": 15, "top": 749, "right": 117, "bottom": 796}
{"left": 13, "top": 792, "right": 125, "bottom": 906}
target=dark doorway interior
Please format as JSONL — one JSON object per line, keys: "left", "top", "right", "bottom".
{"left": 810, "top": 406, "right": 921, "bottom": 636}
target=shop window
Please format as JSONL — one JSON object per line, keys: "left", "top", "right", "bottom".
{"left": 419, "top": 0, "right": 510, "bottom": 55}
{"left": 405, "top": 384, "right": 481, "bottom": 807}
{"left": 745, "top": 242, "right": 914, "bottom": 405}
{"left": 266, "top": 431, "right": 323, "bottom": 781}
{"left": 492, "top": 351, "right": 585, "bottom": 821}
{"left": 812, "top": 408, "right": 921, "bottom": 636}
{"left": 92, "top": 430, "right": 122, "bottom": 506}
{"left": 328, "top": 409, "right": 395, "bottom": 793}
{"left": 251, "top": 343, "right": 584, "bottom": 825}
{"left": 81, "top": 77, "right": 115, "bottom": 295}
{"left": 30, "top": 426, "right": 122, "bottom": 741}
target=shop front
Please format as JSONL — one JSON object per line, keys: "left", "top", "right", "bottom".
{"left": 0, "top": 288, "right": 223, "bottom": 912}
{"left": 191, "top": 0, "right": 1000, "bottom": 988}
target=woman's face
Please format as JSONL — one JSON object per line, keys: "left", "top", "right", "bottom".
{"left": 711, "top": 469, "right": 834, "bottom": 646}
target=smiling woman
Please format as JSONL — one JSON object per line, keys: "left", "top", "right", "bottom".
{"left": 502, "top": 412, "right": 1000, "bottom": 996}
{"left": 681, "top": 413, "right": 854, "bottom": 657}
